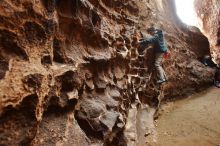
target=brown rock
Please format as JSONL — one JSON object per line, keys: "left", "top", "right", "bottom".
{"left": 195, "top": 0, "right": 220, "bottom": 65}
{"left": 0, "top": 0, "right": 217, "bottom": 145}
{"left": 100, "top": 111, "right": 119, "bottom": 130}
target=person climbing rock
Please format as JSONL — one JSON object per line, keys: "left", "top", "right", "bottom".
{"left": 202, "top": 55, "right": 217, "bottom": 68}
{"left": 138, "top": 26, "right": 168, "bottom": 84}
{"left": 214, "top": 69, "right": 220, "bottom": 88}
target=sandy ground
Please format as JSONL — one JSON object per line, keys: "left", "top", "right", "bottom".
{"left": 149, "top": 87, "right": 220, "bottom": 146}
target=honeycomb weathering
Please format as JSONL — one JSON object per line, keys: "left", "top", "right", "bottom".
{"left": 0, "top": 0, "right": 215, "bottom": 145}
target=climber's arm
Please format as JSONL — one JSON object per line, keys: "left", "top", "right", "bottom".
{"left": 138, "top": 34, "right": 158, "bottom": 46}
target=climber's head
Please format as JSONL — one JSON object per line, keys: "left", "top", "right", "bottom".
{"left": 147, "top": 26, "right": 155, "bottom": 32}
{"left": 147, "top": 26, "right": 163, "bottom": 35}
{"left": 147, "top": 26, "right": 157, "bottom": 35}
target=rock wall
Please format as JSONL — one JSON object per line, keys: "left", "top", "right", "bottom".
{"left": 0, "top": 0, "right": 214, "bottom": 145}
{"left": 195, "top": 0, "right": 220, "bottom": 65}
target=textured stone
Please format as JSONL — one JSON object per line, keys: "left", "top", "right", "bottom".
{"left": 195, "top": 0, "right": 220, "bottom": 65}
{"left": 78, "top": 99, "right": 106, "bottom": 119}
{"left": 0, "top": 0, "right": 216, "bottom": 145}
{"left": 99, "top": 111, "right": 119, "bottom": 130}
{"left": 32, "top": 113, "right": 90, "bottom": 146}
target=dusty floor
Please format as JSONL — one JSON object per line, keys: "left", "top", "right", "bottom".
{"left": 149, "top": 87, "right": 220, "bottom": 146}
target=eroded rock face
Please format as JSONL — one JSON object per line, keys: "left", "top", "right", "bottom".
{"left": 0, "top": 0, "right": 214, "bottom": 145}
{"left": 195, "top": 0, "right": 220, "bottom": 65}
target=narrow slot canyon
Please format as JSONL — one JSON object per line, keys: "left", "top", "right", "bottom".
{"left": 0, "top": 0, "right": 219, "bottom": 146}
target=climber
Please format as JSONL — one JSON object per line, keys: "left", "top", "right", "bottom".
{"left": 138, "top": 26, "right": 168, "bottom": 84}
{"left": 202, "top": 55, "right": 217, "bottom": 68}
{"left": 214, "top": 69, "right": 220, "bottom": 88}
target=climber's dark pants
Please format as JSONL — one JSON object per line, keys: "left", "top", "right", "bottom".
{"left": 154, "top": 52, "right": 167, "bottom": 81}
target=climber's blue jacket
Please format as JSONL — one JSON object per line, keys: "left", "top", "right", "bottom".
{"left": 139, "top": 30, "right": 168, "bottom": 53}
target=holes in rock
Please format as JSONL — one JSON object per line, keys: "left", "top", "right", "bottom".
{"left": 0, "top": 29, "right": 28, "bottom": 60}
{"left": 23, "top": 21, "right": 46, "bottom": 44}
{"left": 44, "top": 96, "right": 78, "bottom": 115}
{"left": 113, "top": 76, "right": 117, "bottom": 84}
{"left": 41, "top": 55, "right": 52, "bottom": 65}
{"left": 41, "top": 0, "right": 56, "bottom": 13}
{"left": 42, "top": 85, "right": 78, "bottom": 116}
{"left": 75, "top": 112, "right": 104, "bottom": 140}
{"left": 57, "top": 0, "right": 81, "bottom": 17}
{"left": 20, "top": 94, "right": 39, "bottom": 116}
{"left": 2, "top": 94, "right": 38, "bottom": 117}
{"left": 22, "top": 73, "right": 44, "bottom": 90}
{"left": 57, "top": 71, "right": 82, "bottom": 92}
{"left": 104, "top": 126, "right": 126, "bottom": 146}
{"left": 50, "top": 94, "right": 68, "bottom": 108}
{"left": 53, "top": 38, "right": 68, "bottom": 63}
{"left": 90, "top": 10, "right": 101, "bottom": 27}
{"left": 60, "top": 75, "right": 75, "bottom": 92}
{"left": 43, "top": 19, "right": 56, "bottom": 35}
{"left": 0, "top": 94, "right": 38, "bottom": 146}
{"left": 0, "top": 60, "right": 9, "bottom": 80}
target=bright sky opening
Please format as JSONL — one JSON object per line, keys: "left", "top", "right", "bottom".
{"left": 175, "top": 0, "right": 197, "bottom": 26}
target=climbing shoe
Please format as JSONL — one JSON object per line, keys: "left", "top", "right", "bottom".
{"left": 156, "top": 79, "right": 166, "bottom": 84}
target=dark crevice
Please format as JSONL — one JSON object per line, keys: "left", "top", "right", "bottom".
{"left": 41, "top": 55, "right": 52, "bottom": 65}
{"left": 74, "top": 111, "right": 104, "bottom": 140}
{"left": 0, "top": 60, "right": 9, "bottom": 80}
{"left": 22, "top": 73, "right": 44, "bottom": 90}
{"left": 56, "top": 71, "right": 82, "bottom": 92}
{"left": 44, "top": 98, "right": 77, "bottom": 116}
{"left": 104, "top": 127, "right": 126, "bottom": 146}
{"left": 0, "top": 29, "right": 28, "bottom": 60}
{"left": 23, "top": 21, "right": 46, "bottom": 45}
{"left": 0, "top": 94, "right": 38, "bottom": 146}
{"left": 57, "top": 0, "right": 82, "bottom": 17}
{"left": 43, "top": 19, "right": 57, "bottom": 35}
{"left": 90, "top": 10, "right": 101, "bottom": 27}
{"left": 216, "top": 27, "right": 220, "bottom": 46}
{"left": 53, "top": 37, "right": 68, "bottom": 63}
{"left": 41, "top": 0, "right": 57, "bottom": 13}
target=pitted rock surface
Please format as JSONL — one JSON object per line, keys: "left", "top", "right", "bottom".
{"left": 0, "top": 0, "right": 216, "bottom": 145}
{"left": 195, "top": 0, "right": 220, "bottom": 65}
